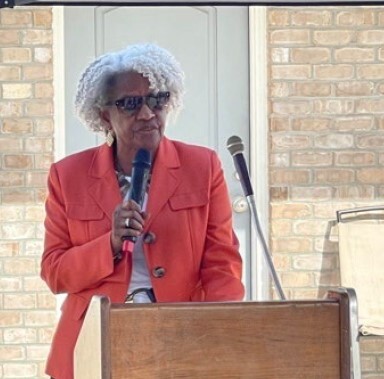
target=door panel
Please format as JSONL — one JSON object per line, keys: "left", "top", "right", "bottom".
{"left": 62, "top": 6, "right": 252, "bottom": 297}
{"left": 97, "top": 6, "right": 216, "bottom": 147}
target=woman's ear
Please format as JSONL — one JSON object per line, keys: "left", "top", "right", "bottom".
{"left": 99, "top": 108, "right": 112, "bottom": 128}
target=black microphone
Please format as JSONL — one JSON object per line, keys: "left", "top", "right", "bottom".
{"left": 124, "top": 148, "right": 152, "bottom": 207}
{"left": 123, "top": 148, "right": 151, "bottom": 245}
{"left": 226, "top": 135, "right": 253, "bottom": 197}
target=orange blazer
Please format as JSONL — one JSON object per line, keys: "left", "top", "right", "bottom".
{"left": 41, "top": 137, "right": 244, "bottom": 379}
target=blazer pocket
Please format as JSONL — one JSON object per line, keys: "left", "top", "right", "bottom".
{"left": 67, "top": 203, "right": 104, "bottom": 220}
{"left": 169, "top": 189, "right": 208, "bottom": 211}
{"left": 67, "top": 203, "right": 108, "bottom": 245}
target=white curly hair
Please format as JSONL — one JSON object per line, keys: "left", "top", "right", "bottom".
{"left": 74, "top": 43, "right": 185, "bottom": 132}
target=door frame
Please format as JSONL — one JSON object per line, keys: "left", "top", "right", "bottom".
{"left": 249, "top": 6, "right": 270, "bottom": 300}
{"left": 52, "top": 5, "right": 270, "bottom": 300}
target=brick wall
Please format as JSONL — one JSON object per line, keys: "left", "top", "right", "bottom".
{"left": 0, "top": 7, "right": 55, "bottom": 379}
{"left": 268, "top": 6, "right": 384, "bottom": 378}
{"left": 0, "top": 4, "right": 383, "bottom": 379}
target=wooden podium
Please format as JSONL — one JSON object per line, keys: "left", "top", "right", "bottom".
{"left": 74, "top": 288, "right": 360, "bottom": 379}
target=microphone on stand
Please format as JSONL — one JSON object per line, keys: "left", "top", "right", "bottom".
{"left": 122, "top": 148, "right": 151, "bottom": 253}
{"left": 226, "top": 136, "right": 253, "bottom": 197}
{"left": 226, "top": 135, "right": 286, "bottom": 301}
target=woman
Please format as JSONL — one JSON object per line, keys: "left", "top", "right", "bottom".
{"left": 41, "top": 43, "right": 244, "bottom": 379}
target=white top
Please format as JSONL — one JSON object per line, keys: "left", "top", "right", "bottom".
{"left": 126, "top": 190, "right": 153, "bottom": 303}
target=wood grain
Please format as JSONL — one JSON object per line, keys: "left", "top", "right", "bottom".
{"left": 108, "top": 301, "right": 341, "bottom": 379}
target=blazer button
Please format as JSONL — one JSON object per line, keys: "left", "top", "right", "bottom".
{"left": 143, "top": 231, "right": 156, "bottom": 244}
{"left": 152, "top": 266, "right": 166, "bottom": 278}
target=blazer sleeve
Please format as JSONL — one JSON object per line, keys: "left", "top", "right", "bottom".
{"left": 199, "top": 151, "right": 245, "bottom": 301}
{"left": 41, "top": 164, "right": 116, "bottom": 295}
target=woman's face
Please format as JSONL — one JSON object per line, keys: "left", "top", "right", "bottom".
{"left": 100, "top": 71, "right": 169, "bottom": 156}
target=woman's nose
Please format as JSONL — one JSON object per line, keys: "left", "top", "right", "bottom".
{"left": 136, "top": 104, "right": 155, "bottom": 120}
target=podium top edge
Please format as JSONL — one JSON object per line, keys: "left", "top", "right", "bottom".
{"left": 109, "top": 299, "right": 341, "bottom": 310}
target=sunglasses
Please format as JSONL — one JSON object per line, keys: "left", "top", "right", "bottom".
{"left": 111, "top": 91, "right": 170, "bottom": 116}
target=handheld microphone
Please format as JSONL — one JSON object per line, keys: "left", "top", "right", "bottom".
{"left": 226, "top": 135, "right": 253, "bottom": 197}
{"left": 122, "top": 148, "right": 151, "bottom": 252}
{"left": 124, "top": 148, "right": 152, "bottom": 207}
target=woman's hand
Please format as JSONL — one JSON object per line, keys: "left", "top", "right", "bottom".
{"left": 110, "top": 199, "right": 148, "bottom": 257}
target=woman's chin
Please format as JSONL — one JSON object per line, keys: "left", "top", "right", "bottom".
{"left": 134, "top": 132, "right": 162, "bottom": 152}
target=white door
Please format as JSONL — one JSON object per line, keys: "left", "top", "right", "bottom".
{"left": 59, "top": 6, "right": 253, "bottom": 298}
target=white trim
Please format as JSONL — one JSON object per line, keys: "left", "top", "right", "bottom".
{"left": 52, "top": 7, "right": 66, "bottom": 161}
{"left": 52, "top": 7, "right": 67, "bottom": 314}
{"left": 249, "top": 6, "right": 271, "bottom": 300}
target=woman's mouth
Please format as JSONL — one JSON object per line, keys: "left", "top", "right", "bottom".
{"left": 135, "top": 126, "right": 157, "bottom": 133}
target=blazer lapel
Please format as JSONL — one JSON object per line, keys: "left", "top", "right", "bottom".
{"left": 85, "top": 139, "right": 181, "bottom": 225}
{"left": 88, "top": 144, "right": 121, "bottom": 221}
{"left": 146, "top": 137, "right": 180, "bottom": 229}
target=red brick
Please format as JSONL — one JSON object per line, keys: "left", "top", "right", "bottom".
{"left": 271, "top": 134, "right": 311, "bottom": 151}
{"left": 33, "top": 9, "right": 52, "bottom": 27}
{"left": 0, "top": 30, "right": 20, "bottom": 45}
{"left": 2, "top": 47, "right": 32, "bottom": 63}
{"left": 357, "top": 30, "right": 384, "bottom": 45}
{"left": 0, "top": 311, "right": 23, "bottom": 327}
{"left": 0, "top": 65, "right": 21, "bottom": 80}
{"left": 291, "top": 47, "right": 330, "bottom": 64}
{"left": 2, "top": 118, "right": 33, "bottom": 134}
{"left": 22, "top": 29, "right": 52, "bottom": 45}
{"left": 271, "top": 47, "right": 289, "bottom": 63}
{"left": 314, "top": 134, "right": 354, "bottom": 149}
{"left": 3, "top": 258, "right": 36, "bottom": 274}
{"left": 292, "top": 152, "right": 332, "bottom": 166}
{"left": 270, "top": 152, "right": 289, "bottom": 167}
{"left": 313, "top": 30, "right": 354, "bottom": 45}
{"left": 3, "top": 154, "right": 33, "bottom": 170}
{"left": 292, "top": 118, "right": 330, "bottom": 131}
{"left": 357, "top": 65, "right": 384, "bottom": 80}
{"left": 271, "top": 219, "right": 292, "bottom": 236}
{"left": 314, "top": 64, "right": 354, "bottom": 80}
{"left": 281, "top": 272, "right": 314, "bottom": 287}
{"left": 291, "top": 82, "right": 331, "bottom": 97}
{"left": 1, "top": 189, "right": 36, "bottom": 204}
{"left": 272, "top": 65, "right": 311, "bottom": 80}
{"left": 336, "top": 10, "right": 375, "bottom": 25}
{"left": 272, "top": 100, "right": 312, "bottom": 115}
{"left": 356, "top": 98, "right": 384, "bottom": 113}
{"left": 333, "top": 116, "right": 374, "bottom": 131}
{"left": 271, "top": 236, "right": 313, "bottom": 253}
{"left": 0, "top": 277, "right": 22, "bottom": 291}
{"left": 314, "top": 169, "right": 355, "bottom": 184}
{"left": 291, "top": 10, "right": 332, "bottom": 26}
{"left": 291, "top": 186, "right": 333, "bottom": 201}
{"left": 0, "top": 9, "right": 32, "bottom": 26}
{"left": 357, "top": 168, "right": 384, "bottom": 184}
{"left": 0, "top": 172, "right": 24, "bottom": 187}
{"left": 335, "top": 151, "right": 375, "bottom": 166}
{"left": 268, "top": 10, "right": 290, "bottom": 26}
{"left": 334, "top": 185, "right": 375, "bottom": 200}
{"left": 334, "top": 47, "right": 375, "bottom": 63}
{"left": 270, "top": 29, "right": 310, "bottom": 44}
{"left": 271, "top": 203, "right": 312, "bottom": 218}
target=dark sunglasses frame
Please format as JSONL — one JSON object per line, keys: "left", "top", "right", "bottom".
{"left": 111, "top": 91, "right": 170, "bottom": 115}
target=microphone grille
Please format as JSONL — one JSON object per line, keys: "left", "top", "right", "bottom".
{"left": 226, "top": 135, "right": 244, "bottom": 156}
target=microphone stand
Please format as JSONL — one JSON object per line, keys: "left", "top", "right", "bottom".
{"left": 246, "top": 194, "right": 286, "bottom": 301}
{"left": 227, "top": 135, "right": 285, "bottom": 300}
